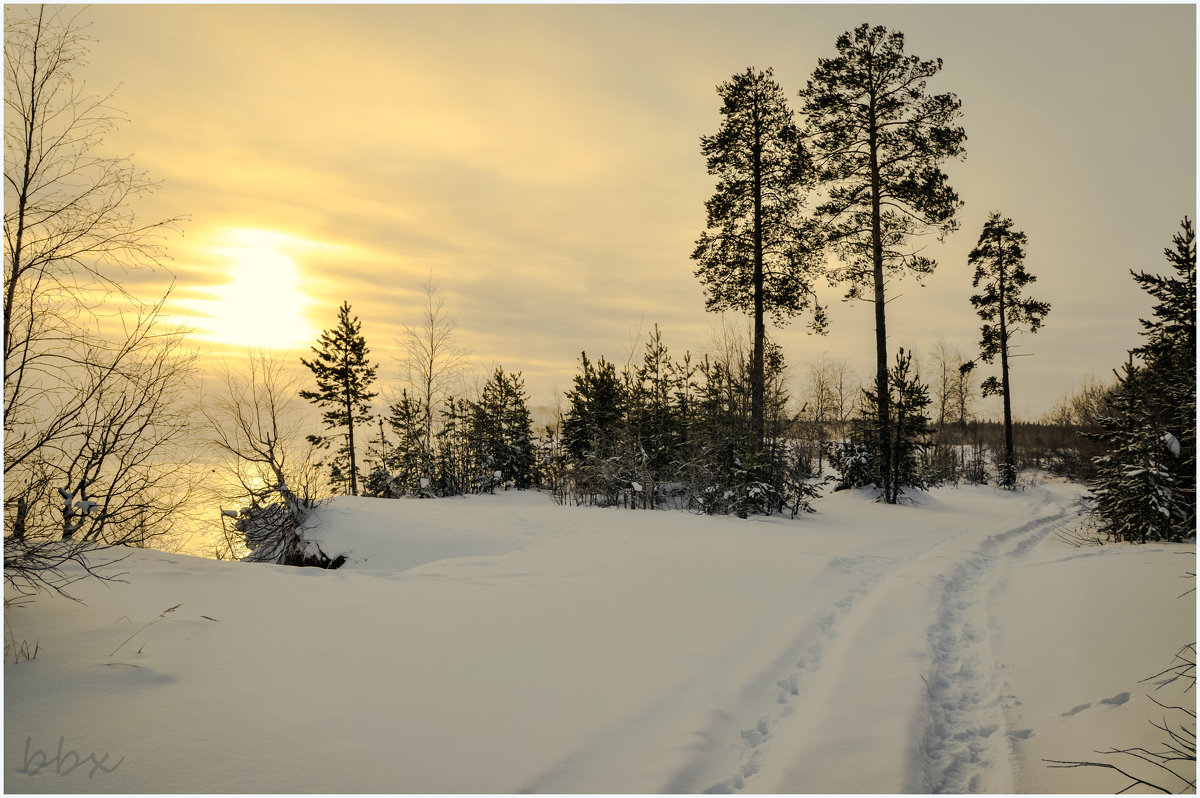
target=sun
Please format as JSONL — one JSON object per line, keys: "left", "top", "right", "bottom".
{"left": 199, "top": 230, "right": 316, "bottom": 349}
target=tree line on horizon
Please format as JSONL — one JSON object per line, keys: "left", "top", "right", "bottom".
{"left": 3, "top": 10, "right": 1194, "bottom": 598}
{"left": 268, "top": 196, "right": 1192, "bottom": 549}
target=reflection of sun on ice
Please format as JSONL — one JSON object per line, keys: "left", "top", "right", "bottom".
{"left": 200, "top": 229, "right": 316, "bottom": 348}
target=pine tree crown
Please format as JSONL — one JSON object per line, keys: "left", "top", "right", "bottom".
{"left": 800, "top": 23, "right": 966, "bottom": 296}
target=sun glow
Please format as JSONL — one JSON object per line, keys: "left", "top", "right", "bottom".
{"left": 198, "top": 230, "right": 316, "bottom": 348}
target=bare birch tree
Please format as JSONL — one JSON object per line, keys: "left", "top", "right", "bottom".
{"left": 929, "top": 339, "right": 974, "bottom": 427}
{"left": 4, "top": 6, "right": 191, "bottom": 595}
{"left": 396, "top": 273, "right": 468, "bottom": 475}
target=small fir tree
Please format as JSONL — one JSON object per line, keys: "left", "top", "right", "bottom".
{"left": 384, "top": 389, "right": 432, "bottom": 496}
{"left": 624, "top": 326, "right": 685, "bottom": 507}
{"left": 843, "top": 348, "right": 934, "bottom": 501}
{"left": 886, "top": 349, "right": 935, "bottom": 497}
{"left": 362, "top": 417, "right": 402, "bottom": 499}
{"left": 433, "top": 396, "right": 471, "bottom": 497}
{"left": 1091, "top": 366, "right": 1187, "bottom": 543}
{"left": 689, "top": 338, "right": 791, "bottom": 516}
{"left": 471, "top": 368, "right": 536, "bottom": 490}
{"left": 300, "top": 301, "right": 377, "bottom": 496}
{"left": 563, "top": 353, "right": 627, "bottom": 503}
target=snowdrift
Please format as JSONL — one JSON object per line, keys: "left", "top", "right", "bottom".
{"left": 5, "top": 480, "right": 1194, "bottom": 793}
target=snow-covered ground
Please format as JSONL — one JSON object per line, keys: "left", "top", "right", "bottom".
{"left": 5, "top": 479, "right": 1194, "bottom": 793}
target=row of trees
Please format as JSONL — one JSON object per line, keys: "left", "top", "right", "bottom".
{"left": 288, "top": 292, "right": 1100, "bottom": 530}
{"left": 365, "top": 367, "right": 536, "bottom": 499}
{"left": 551, "top": 324, "right": 817, "bottom": 517}
{"left": 291, "top": 294, "right": 537, "bottom": 499}
{"left": 269, "top": 290, "right": 1019, "bottom": 554}
{"left": 693, "top": 25, "right": 1050, "bottom": 504}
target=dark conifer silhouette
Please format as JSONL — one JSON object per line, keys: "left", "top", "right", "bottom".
{"left": 801, "top": 24, "right": 965, "bottom": 503}
{"left": 301, "top": 302, "right": 377, "bottom": 496}
{"left": 471, "top": 367, "right": 536, "bottom": 490}
{"left": 693, "top": 67, "right": 825, "bottom": 449}
{"left": 968, "top": 212, "right": 1050, "bottom": 487}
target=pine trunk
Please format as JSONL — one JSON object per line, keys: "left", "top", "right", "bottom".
{"left": 867, "top": 101, "right": 893, "bottom": 503}
{"left": 750, "top": 97, "right": 766, "bottom": 450}
{"left": 997, "top": 238, "right": 1015, "bottom": 486}
{"left": 347, "top": 401, "right": 358, "bottom": 496}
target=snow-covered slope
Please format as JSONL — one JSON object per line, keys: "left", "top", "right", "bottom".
{"left": 5, "top": 481, "right": 1194, "bottom": 793}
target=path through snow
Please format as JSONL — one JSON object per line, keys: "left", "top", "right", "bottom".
{"left": 650, "top": 483, "right": 1083, "bottom": 794}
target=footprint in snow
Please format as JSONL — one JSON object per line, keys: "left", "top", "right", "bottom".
{"left": 1057, "top": 693, "right": 1128, "bottom": 718}
{"left": 739, "top": 718, "right": 770, "bottom": 747}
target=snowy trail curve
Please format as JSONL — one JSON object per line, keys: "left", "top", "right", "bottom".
{"left": 916, "top": 502, "right": 1078, "bottom": 793}
{"left": 663, "top": 483, "right": 1086, "bottom": 794}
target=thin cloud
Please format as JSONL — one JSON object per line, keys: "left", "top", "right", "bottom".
{"left": 70, "top": 4, "right": 1195, "bottom": 415}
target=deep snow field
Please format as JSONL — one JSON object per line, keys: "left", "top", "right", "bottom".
{"left": 4, "top": 478, "right": 1195, "bottom": 794}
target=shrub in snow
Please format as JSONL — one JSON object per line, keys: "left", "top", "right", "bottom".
{"left": 233, "top": 497, "right": 342, "bottom": 569}
{"left": 363, "top": 468, "right": 405, "bottom": 500}
{"left": 829, "top": 442, "right": 874, "bottom": 491}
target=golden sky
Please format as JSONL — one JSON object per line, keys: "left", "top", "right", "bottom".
{"left": 40, "top": 3, "right": 1197, "bottom": 418}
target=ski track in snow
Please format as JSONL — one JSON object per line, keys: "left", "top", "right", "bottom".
{"left": 658, "top": 486, "right": 1082, "bottom": 795}
{"left": 916, "top": 499, "right": 1078, "bottom": 793}
{"left": 661, "top": 524, "right": 974, "bottom": 793}
{"left": 664, "top": 560, "right": 889, "bottom": 794}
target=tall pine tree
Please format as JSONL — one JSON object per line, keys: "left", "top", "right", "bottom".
{"left": 301, "top": 301, "right": 377, "bottom": 496}
{"left": 801, "top": 24, "right": 965, "bottom": 504}
{"left": 693, "top": 67, "right": 825, "bottom": 449}
{"left": 968, "top": 212, "right": 1050, "bottom": 487}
